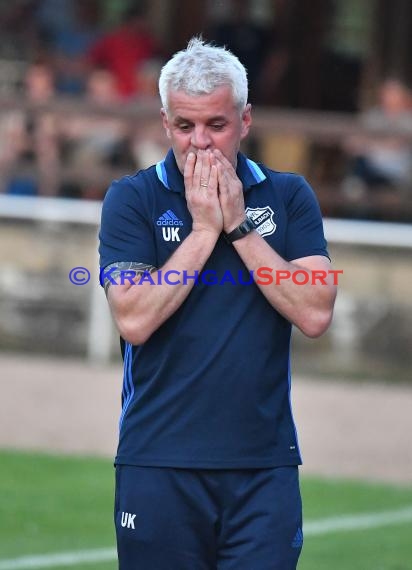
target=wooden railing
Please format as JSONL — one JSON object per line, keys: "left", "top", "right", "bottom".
{"left": 1, "top": 96, "right": 412, "bottom": 221}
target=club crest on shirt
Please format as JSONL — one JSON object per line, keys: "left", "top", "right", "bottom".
{"left": 246, "top": 206, "right": 276, "bottom": 237}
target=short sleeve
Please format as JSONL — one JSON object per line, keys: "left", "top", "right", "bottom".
{"left": 98, "top": 177, "right": 156, "bottom": 270}
{"left": 284, "top": 176, "right": 329, "bottom": 261}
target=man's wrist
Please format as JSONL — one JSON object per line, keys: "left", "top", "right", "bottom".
{"left": 190, "top": 227, "right": 221, "bottom": 249}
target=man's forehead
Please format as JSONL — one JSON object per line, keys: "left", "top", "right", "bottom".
{"left": 166, "top": 86, "right": 239, "bottom": 116}
{"left": 173, "top": 113, "right": 228, "bottom": 122}
{"left": 168, "top": 85, "right": 234, "bottom": 104}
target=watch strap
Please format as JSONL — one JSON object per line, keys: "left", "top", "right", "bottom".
{"left": 223, "top": 217, "right": 255, "bottom": 244}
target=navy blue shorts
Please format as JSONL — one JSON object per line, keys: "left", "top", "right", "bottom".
{"left": 114, "top": 465, "right": 303, "bottom": 569}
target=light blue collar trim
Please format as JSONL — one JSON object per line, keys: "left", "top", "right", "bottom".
{"left": 156, "top": 160, "right": 170, "bottom": 189}
{"left": 246, "top": 158, "right": 266, "bottom": 183}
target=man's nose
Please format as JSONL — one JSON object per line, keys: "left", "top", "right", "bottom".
{"left": 191, "top": 127, "right": 212, "bottom": 150}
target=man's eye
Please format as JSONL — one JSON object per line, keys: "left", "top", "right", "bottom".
{"left": 211, "top": 124, "right": 225, "bottom": 131}
{"left": 178, "top": 124, "right": 191, "bottom": 131}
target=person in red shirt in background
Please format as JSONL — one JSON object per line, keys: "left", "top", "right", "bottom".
{"left": 87, "top": 2, "right": 159, "bottom": 99}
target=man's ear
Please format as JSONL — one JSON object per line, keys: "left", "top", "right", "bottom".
{"left": 240, "top": 103, "right": 252, "bottom": 140}
{"left": 160, "top": 108, "right": 171, "bottom": 138}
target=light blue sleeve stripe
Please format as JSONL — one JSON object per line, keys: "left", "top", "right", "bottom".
{"left": 121, "top": 344, "right": 129, "bottom": 403}
{"left": 119, "top": 343, "right": 135, "bottom": 429}
{"left": 246, "top": 158, "right": 266, "bottom": 183}
{"left": 156, "top": 160, "right": 170, "bottom": 189}
{"left": 287, "top": 342, "right": 301, "bottom": 459}
{"left": 119, "top": 343, "right": 130, "bottom": 428}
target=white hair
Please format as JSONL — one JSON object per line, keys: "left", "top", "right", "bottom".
{"left": 158, "top": 37, "right": 248, "bottom": 112}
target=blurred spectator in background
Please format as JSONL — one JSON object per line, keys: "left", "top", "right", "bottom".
{"left": 58, "top": 67, "right": 130, "bottom": 199}
{"left": 134, "top": 58, "right": 163, "bottom": 103}
{"left": 24, "top": 60, "right": 55, "bottom": 102}
{"left": 27, "top": 62, "right": 61, "bottom": 197}
{"left": 86, "top": 68, "right": 119, "bottom": 106}
{"left": 0, "top": 60, "right": 58, "bottom": 196}
{"left": 0, "top": 108, "right": 31, "bottom": 194}
{"left": 342, "top": 78, "right": 412, "bottom": 199}
{"left": 87, "top": 2, "right": 159, "bottom": 100}
{"left": 130, "top": 58, "right": 168, "bottom": 170}
{"left": 43, "top": 0, "right": 102, "bottom": 95}
{"left": 207, "top": 0, "right": 289, "bottom": 105}
{"left": 34, "top": 0, "right": 75, "bottom": 44}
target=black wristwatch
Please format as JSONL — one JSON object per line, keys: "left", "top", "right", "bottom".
{"left": 223, "top": 217, "right": 255, "bottom": 244}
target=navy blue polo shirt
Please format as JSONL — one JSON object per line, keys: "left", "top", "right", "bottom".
{"left": 99, "top": 150, "right": 328, "bottom": 468}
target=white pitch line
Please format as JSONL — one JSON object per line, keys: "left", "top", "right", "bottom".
{"left": 304, "top": 505, "right": 412, "bottom": 535}
{"left": 1, "top": 506, "right": 412, "bottom": 570}
{"left": 0, "top": 548, "right": 116, "bottom": 570}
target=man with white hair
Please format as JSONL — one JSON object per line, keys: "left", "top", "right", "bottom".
{"left": 99, "top": 37, "right": 336, "bottom": 569}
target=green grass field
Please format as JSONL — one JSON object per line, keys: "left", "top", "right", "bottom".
{"left": 1, "top": 450, "right": 411, "bottom": 570}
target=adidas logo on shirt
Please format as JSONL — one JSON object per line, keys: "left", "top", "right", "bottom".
{"left": 156, "top": 210, "right": 183, "bottom": 226}
{"left": 157, "top": 210, "right": 183, "bottom": 242}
